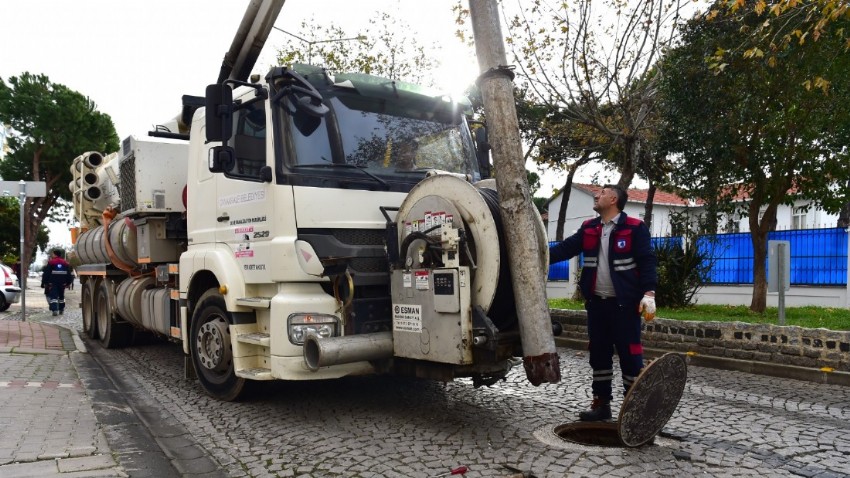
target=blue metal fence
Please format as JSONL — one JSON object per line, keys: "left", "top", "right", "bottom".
{"left": 548, "top": 241, "right": 569, "bottom": 281}
{"left": 697, "top": 228, "right": 847, "bottom": 285}
{"left": 547, "top": 229, "right": 848, "bottom": 285}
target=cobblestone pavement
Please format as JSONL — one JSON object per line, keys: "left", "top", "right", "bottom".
{"left": 79, "top": 332, "right": 850, "bottom": 477}
{"left": 4, "top": 283, "right": 849, "bottom": 477}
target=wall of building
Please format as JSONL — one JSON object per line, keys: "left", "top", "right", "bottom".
{"left": 724, "top": 200, "right": 839, "bottom": 233}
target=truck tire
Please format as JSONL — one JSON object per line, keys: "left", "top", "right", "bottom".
{"left": 190, "top": 288, "right": 246, "bottom": 401}
{"left": 96, "top": 280, "right": 132, "bottom": 348}
{"left": 81, "top": 280, "right": 98, "bottom": 339}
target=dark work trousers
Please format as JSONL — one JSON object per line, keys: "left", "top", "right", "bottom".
{"left": 46, "top": 285, "right": 66, "bottom": 313}
{"left": 585, "top": 295, "right": 644, "bottom": 401}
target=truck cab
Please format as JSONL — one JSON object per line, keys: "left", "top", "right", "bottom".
{"left": 177, "top": 64, "right": 527, "bottom": 399}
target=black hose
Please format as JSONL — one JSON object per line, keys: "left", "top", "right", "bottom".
{"left": 477, "top": 188, "right": 518, "bottom": 331}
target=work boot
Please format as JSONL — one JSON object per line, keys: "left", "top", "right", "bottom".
{"left": 578, "top": 397, "right": 612, "bottom": 422}
{"left": 52, "top": 311, "right": 58, "bottom": 317}
{"left": 59, "top": 310, "right": 64, "bottom": 315}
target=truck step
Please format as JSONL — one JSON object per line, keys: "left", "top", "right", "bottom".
{"left": 235, "top": 297, "right": 271, "bottom": 309}
{"left": 237, "top": 332, "right": 270, "bottom": 346}
{"left": 236, "top": 367, "right": 272, "bottom": 380}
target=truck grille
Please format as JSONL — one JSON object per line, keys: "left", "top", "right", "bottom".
{"left": 298, "top": 228, "right": 389, "bottom": 284}
{"left": 331, "top": 229, "right": 385, "bottom": 246}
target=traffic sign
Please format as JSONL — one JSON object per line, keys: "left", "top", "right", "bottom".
{"left": 0, "top": 180, "right": 47, "bottom": 197}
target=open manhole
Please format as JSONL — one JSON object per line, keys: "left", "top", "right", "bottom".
{"left": 554, "top": 422, "right": 625, "bottom": 447}
{"left": 553, "top": 353, "right": 688, "bottom": 448}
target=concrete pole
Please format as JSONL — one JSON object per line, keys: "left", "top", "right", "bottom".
{"left": 18, "top": 180, "right": 26, "bottom": 320}
{"left": 467, "top": 0, "right": 560, "bottom": 385}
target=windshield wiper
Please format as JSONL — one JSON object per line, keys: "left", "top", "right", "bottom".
{"left": 294, "top": 162, "right": 390, "bottom": 190}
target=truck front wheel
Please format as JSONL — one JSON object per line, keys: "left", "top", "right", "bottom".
{"left": 190, "top": 288, "right": 245, "bottom": 401}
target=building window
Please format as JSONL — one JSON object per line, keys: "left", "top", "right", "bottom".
{"left": 792, "top": 207, "right": 807, "bottom": 229}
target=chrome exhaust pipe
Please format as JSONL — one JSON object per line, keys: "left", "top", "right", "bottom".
{"left": 303, "top": 331, "right": 394, "bottom": 372}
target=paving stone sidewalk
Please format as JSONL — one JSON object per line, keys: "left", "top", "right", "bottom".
{"left": 0, "top": 318, "right": 126, "bottom": 477}
{"left": 0, "top": 280, "right": 201, "bottom": 477}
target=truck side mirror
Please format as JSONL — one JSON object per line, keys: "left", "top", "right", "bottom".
{"left": 208, "top": 146, "right": 235, "bottom": 173}
{"left": 205, "top": 84, "right": 233, "bottom": 143}
{"left": 474, "top": 125, "right": 492, "bottom": 178}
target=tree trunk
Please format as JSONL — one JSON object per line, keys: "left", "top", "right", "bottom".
{"left": 616, "top": 137, "right": 638, "bottom": 189}
{"left": 838, "top": 202, "right": 850, "bottom": 228}
{"left": 748, "top": 204, "right": 777, "bottom": 313}
{"left": 555, "top": 167, "right": 577, "bottom": 241}
{"left": 749, "top": 225, "right": 768, "bottom": 313}
{"left": 838, "top": 179, "right": 850, "bottom": 227}
{"left": 643, "top": 181, "right": 656, "bottom": 233}
{"left": 468, "top": 0, "right": 560, "bottom": 386}
{"left": 555, "top": 152, "right": 592, "bottom": 241}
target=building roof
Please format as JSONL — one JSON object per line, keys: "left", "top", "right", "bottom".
{"left": 572, "top": 183, "right": 694, "bottom": 206}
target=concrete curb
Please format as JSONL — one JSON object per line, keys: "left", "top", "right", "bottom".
{"left": 555, "top": 337, "right": 850, "bottom": 387}
{"left": 83, "top": 337, "right": 228, "bottom": 478}
{"left": 72, "top": 348, "right": 182, "bottom": 478}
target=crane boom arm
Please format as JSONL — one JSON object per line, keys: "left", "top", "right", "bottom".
{"left": 216, "top": 0, "right": 286, "bottom": 84}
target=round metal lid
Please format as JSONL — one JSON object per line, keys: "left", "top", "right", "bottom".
{"left": 618, "top": 352, "right": 688, "bottom": 447}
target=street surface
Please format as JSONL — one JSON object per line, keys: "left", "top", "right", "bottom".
{"left": 3, "top": 281, "right": 849, "bottom": 477}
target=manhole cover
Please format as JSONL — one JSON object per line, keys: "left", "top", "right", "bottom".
{"left": 550, "top": 353, "right": 687, "bottom": 448}
{"left": 618, "top": 352, "right": 688, "bottom": 447}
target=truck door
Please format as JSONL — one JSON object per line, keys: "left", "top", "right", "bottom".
{"left": 214, "top": 99, "right": 274, "bottom": 283}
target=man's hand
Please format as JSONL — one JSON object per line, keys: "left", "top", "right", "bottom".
{"left": 639, "top": 295, "right": 656, "bottom": 321}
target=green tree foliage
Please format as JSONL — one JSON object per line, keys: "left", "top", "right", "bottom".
{"left": 275, "top": 13, "right": 439, "bottom": 85}
{"left": 711, "top": 0, "right": 850, "bottom": 70}
{"left": 658, "top": 6, "right": 850, "bottom": 312}
{"left": 0, "top": 73, "right": 119, "bottom": 269}
{"left": 0, "top": 197, "right": 48, "bottom": 263}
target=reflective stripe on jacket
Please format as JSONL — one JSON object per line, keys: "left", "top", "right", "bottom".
{"left": 549, "top": 213, "right": 657, "bottom": 306}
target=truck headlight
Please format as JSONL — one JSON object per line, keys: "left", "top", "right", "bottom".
{"left": 287, "top": 314, "right": 339, "bottom": 345}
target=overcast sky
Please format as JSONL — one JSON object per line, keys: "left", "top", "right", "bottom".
{"left": 1, "top": 0, "right": 481, "bottom": 139}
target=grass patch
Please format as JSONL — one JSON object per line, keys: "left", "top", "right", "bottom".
{"left": 548, "top": 298, "right": 850, "bottom": 331}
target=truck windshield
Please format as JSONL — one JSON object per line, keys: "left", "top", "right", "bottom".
{"left": 284, "top": 89, "right": 481, "bottom": 185}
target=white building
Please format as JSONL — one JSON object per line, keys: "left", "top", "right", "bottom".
{"left": 544, "top": 183, "right": 694, "bottom": 240}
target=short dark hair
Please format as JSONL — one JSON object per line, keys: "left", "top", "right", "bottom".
{"left": 603, "top": 184, "right": 628, "bottom": 211}
{"left": 52, "top": 249, "right": 64, "bottom": 258}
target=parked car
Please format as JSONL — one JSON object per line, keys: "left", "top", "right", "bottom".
{"left": 0, "top": 263, "right": 22, "bottom": 312}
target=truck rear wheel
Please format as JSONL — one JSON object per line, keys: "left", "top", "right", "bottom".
{"left": 82, "top": 280, "right": 97, "bottom": 339}
{"left": 190, "top": 288, "right": 245, "bottom": 401}
{"left": 96, "top": 280, "right": 132, "bottom": 348}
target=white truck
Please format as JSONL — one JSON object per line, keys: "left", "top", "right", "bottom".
{"left": 70, "top": 0, "right": 551, "bottom": 401}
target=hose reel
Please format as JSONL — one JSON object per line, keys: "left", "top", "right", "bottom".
{"left": 395, "top": 175, "right": 548, "bottom": 330}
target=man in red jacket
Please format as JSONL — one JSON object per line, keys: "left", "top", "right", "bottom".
{"left": 41, "top": 249, "right": 74, "bottom": 316}
{"left": 549, "top": 185, "right": 658, "bottom": 421}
